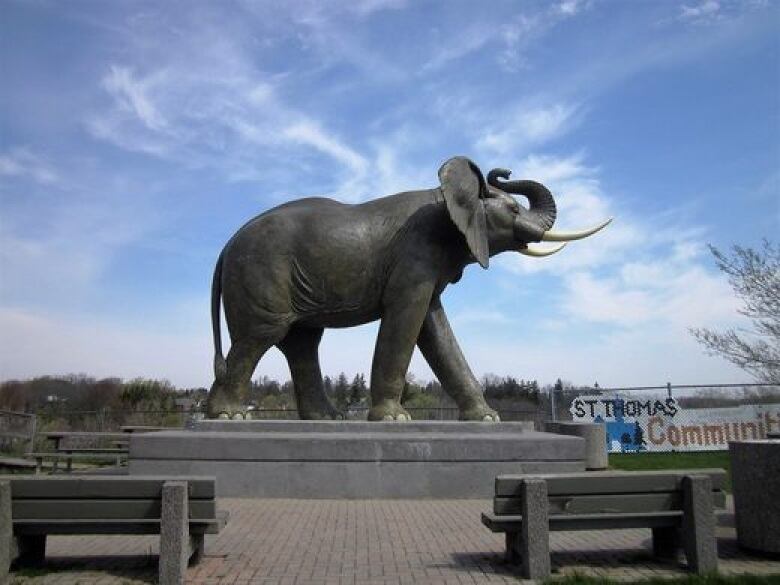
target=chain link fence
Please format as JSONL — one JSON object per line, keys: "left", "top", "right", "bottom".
{"left": 5, "top": 383, "right": 777, "bottom": 454}
{"left": 556, "top": 383, "right": 779, "bottom": 452}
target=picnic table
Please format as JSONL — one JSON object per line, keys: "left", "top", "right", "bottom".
{"left": 32, "top": 432, "right": 129, "bottom": 473}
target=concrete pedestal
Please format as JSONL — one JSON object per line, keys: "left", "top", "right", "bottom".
{"left": 129, "top": 421, "right": 585, "bottom": 498}
{"left": 730, "top": 439, "right": 780, "bottom": 554}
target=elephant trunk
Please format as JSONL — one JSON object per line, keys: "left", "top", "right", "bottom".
{"left": 487, "top": 169, "right": 557, "bottom": 238}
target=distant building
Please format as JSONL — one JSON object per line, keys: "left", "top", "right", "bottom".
{"left": 174, "top": 398, "right": 196, "bottom": 412}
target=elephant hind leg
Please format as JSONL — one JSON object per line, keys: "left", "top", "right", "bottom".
{"left": 207, "top": 336, "right": 278, "bottom": 419}
{"left": 278, "top": 327, "right": 343, "bottom": 420}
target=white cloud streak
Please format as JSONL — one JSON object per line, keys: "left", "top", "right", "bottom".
{"left": 101, "top": 66, "right": 168, "bottom": 131}
{"left": 0, "top": 148, "right": 60, "bottom": 186}
{"left": 476, "top": 104, "right": 580, "bottom": 156}
{"left": 678, "top": 1, "right": 722, "bottom": 24}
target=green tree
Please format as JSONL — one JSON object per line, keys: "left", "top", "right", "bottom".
{"left": 348, "top": 373, "right": 368, "bottom": 406}
{"left": 333, "top": 373, "right": 350, "bottom": 410}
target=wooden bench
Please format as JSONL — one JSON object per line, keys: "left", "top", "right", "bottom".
{"left": 0, "top": 475, "right": 228, "bottom": 584}
{"left": 481, "top": 469, "right": 726, "bottom": 578}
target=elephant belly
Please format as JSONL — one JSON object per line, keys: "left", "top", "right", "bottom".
{"left": 296, "top": 307, "right": 382, "bottom": 329}
{"left": 290, "top": 257, "right": 384, "bottom": 328}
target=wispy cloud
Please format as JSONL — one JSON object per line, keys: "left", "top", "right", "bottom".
{"left": 419, "top": 25, "right": 493, "bottom": 73}
{"left": 678, "top": 1, "right": 722, "bottom": 24}
{"left": 482, "top": 151, "right": 744, "bottom": 385}
{"left": 476, "top": 104, "right": 580, "bottom": 156}
{"left": 0, "top": 148, "right": 60, "bottom": 186}
{"left": 0, "top": 147, "right": 163, "bottom": 313}
{"left": 102, "top": 65, "right": 168, "bottom": 131}
{"left": 283, "top": 121, "right": 368, "bottom": 175}
{"left": 555, "top": 0, "right": 589, "bottom": 17}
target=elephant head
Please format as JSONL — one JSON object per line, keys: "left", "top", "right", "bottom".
{"left": 438, "top": 156, "right": 611, "bottom": 268}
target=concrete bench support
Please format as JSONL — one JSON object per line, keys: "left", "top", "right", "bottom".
{"left": 682, "top": 475, "right": 717, "bottom": 574}
{"left": 516, "top": 478, "right": 550, "bottom": 579}
{"left": 1, "top": 481, "right": 10, "bottom": 576}
{"left": 160, "top": 480, "right": 204, "bottom": 585}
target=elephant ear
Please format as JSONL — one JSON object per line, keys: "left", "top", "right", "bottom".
{"left": 439, "top": 156, "right": 489, "bottom": 268}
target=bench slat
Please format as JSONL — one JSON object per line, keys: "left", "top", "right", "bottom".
{"left": 494, "top": 490, "right": 726, "bottom": 515}
{"left": 55, "top": 448, "right": 127, "bottom": 454}
{"left": 13, "top": 517, "right": 224, "bottom": 535}
{"left": 495, "top": 469, "right": 726, "bottom": 496}
{"left": 0, "top": 431, "right": 32, "bottom": 440}
{"left": 41, "top": 432, "right": 127, "bottom": 439}
{"left": 0, "top": 458, "right": 36, "bottom": 469}
{"left": 27, "top": 453, "right": 126, "bottom": 461}
{"left": 12, "top": 499, "right": 216, "bottom": 520}
{"left": 1, "top": 476, "right": 216, "bottom": 499}
{"left": 482, "top": 510, "right": 684, "bottom": 532}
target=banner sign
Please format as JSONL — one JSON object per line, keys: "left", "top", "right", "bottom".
{"left": 569, "top": 394, "right": 780, "bottom": 452}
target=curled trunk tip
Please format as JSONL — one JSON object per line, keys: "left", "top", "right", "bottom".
{"left": 487, "top": 170, "right": 557, "bottom": 232}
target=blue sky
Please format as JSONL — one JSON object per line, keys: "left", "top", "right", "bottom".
{"left": 1, "top": 0, "right": 778, "bottom": 389}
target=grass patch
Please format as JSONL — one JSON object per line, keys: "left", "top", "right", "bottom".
{"left": 609, "top": 451, "right": 732, "bottom": 492}
{"left": 546, "top": 574, "right": 780, "bottom": 584}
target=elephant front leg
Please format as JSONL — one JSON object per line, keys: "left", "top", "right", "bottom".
{"left": 368, "top": 283, "right": 434, "bottom": 421}
{"left": 417, "top": 297, "right": 500, "bottom": 421}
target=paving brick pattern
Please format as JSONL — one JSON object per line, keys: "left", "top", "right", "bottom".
{"left": 9, "top": 498, "right": 780, "bottom": 584}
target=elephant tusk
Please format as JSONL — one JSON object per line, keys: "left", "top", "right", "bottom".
{"left": 519, "top": 242, "right": 567, "bottom": 257}
{"left": 541, "top": 218, "right": 613, "bottom": 242}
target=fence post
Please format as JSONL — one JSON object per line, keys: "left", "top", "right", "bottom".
{"left": 27, "top": 414, "right": 37, "bottom": 455}
{"left": 550, "top": 387, "right": 557, "bottom": 421}
{"left": 667, "top": 382, "right": 673, "bottom": 399}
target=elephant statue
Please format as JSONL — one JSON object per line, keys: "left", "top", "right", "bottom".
{"left": 207, "top": 156, "right": 610, "bottom": 421}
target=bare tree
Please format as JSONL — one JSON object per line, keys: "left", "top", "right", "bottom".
{"left": 690, "top": 240, "right": 779, "bottom": 384}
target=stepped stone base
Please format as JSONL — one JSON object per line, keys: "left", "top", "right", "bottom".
{"left": 129, "top": 421, "right": 585, "bottom": 498}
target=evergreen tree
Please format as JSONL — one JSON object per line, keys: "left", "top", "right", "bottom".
{"left": 349, "top": 373, "right": 368, "bottom": 406}
{"left": 333, "top": 373, "right": 350, "bottom": 410}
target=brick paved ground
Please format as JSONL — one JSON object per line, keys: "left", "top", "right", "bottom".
{"left": 8, "top": 498, "right": 780, "bottom": 584}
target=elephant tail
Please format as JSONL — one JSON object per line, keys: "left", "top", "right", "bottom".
{"left": 211, "top": 249, "right": 227, "bottom": 382}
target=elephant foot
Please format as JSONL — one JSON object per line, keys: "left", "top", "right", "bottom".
{"left": 215, "top": 410, "right": 248, "bottom": 420}
{"left": 207, "top": 398, "right": 249, "bottom": 420}
{"left": 368, "top": 400, "right": 412, "bottom": 421}
{"left": 459, "top": 402, "right": 501, "bottom": 422}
